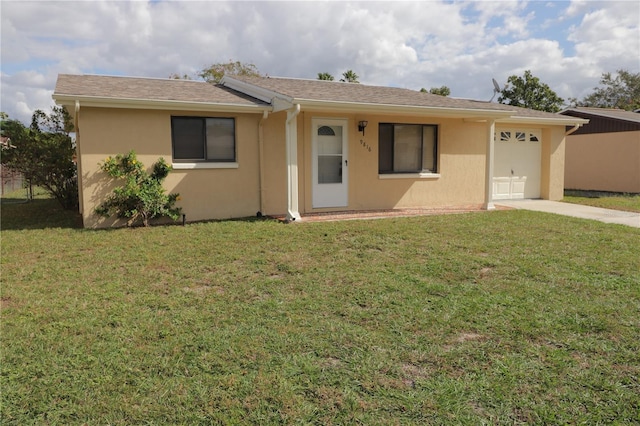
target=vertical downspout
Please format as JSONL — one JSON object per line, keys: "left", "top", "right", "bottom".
{"left": 74, "top": 100, "right": 84, "bottom": 217}
{"left": 285, "top": 104, "right": 301, "bottom": 222}
{"left": 258, "top": 110, "right": 269, "bottom": 216}
{"left": 483, "top": 119, "right": 496, "bottom": 210}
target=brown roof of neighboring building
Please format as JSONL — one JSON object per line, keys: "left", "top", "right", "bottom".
{"left": 560, "top": 107, "right": 640, "bottom": 134}
{"left": 53, "top": 74, "right": 269, "bottom": 106}
{"left": 560, "top": 107, "right": 640, "bottom": 124}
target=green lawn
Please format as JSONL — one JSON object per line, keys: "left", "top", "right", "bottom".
{"left": 563, "top": 190, "right": 640, "bottom": 213}
{"left": 2, "top": 199, "right": 639, "bottom": 425}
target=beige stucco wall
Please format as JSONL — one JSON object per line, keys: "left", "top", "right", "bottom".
{"left": 353, "top": 115, "right": 487, "bottom": 209}
{"left": 540, "top": 126, "right": 566, "bottom": 200}
{"left": 565, "top": 131, "right": 640, "bottom": 193}
{"left": 266, "top": 112, "right": 489, "bottom": 216}
{"left": 256, "top": 111, "right": 571, "bottom": 217}
{"left": 75, "top": 105, "right": 572, "bottom": 227}
{"left": 76, "top": 107, "right": 262, "bottom": 228}
{"left": 259, "top": 111, "right": 288, "bottom": 216}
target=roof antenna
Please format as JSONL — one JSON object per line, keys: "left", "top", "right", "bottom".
{"left": 489, "top": 78, "right": 501, "bottom": 102}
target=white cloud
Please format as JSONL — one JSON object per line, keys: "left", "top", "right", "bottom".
{"left": 468, "top": 0, "right": 532, "bottom": 39}
{"left": 569, "top": 4, "right": 640, "bottom": 64}
{"left": 1, "top": 0, "right": 638, "bottom": 123}
{"left": 1, "top": 70, "right": 58, "bottom": 123}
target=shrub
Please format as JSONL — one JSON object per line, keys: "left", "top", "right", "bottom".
{"left": 95, "top": 151, "right": 181, "bottom": 227}
{"left": 1, "top": 108, "right": 79, "bottom": 210}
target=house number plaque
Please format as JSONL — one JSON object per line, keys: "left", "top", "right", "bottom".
{"left": 359, "top": 139, "right": 372, "bottom": 152}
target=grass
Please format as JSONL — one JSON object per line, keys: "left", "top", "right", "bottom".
{"left": 2, "top": 198, "right": 640, "bottom": 425}
{"left": 563, "top": 189, "right": 640, "bottom": 213}
{"left": 1, "top": 187, "right": 81, "bottom": 229}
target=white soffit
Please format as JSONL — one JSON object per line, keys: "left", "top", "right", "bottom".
{"left": 53, "top": 95, "right": 270, "bottom": 113}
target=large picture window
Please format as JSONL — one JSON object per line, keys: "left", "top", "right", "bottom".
{"left": 171, "top": 117, "right": 235, "bottom": 162}
{"left": 378, "top": 123, "right": 438, "bottom": 174}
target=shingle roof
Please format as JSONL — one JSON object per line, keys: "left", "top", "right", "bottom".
{"left": 53, "top": 74, "right": 584, "bottom": 124}
{"left": 228, "top": 75, "right": 568, "bottom": 120}
{"left": 560, "top": 107, "right": 640, "bottom": 124}
{"left": 53, "top": 74, "right": 268, "bottom": 106}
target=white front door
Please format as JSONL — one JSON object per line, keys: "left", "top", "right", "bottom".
{"left": 312, "top": 118, "right": 348, "bottom": 208}
{"left": 493, "top": 129, "right": 541, "bottom": 200}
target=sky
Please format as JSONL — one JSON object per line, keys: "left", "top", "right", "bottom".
{"left": 1, "top": 0, "right": 639, "bottom": 124}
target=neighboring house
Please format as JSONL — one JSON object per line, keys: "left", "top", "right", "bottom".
{"left": 560, "top": 107, "right": 640, "bottom": 193}
{"left": 53, "top": 74, "right": 586, "bottom": 228}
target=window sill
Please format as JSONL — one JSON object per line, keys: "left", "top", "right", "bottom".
{"left": 172, "top": 162, "right": 239, "bottom": 170}
{"left": 379, "top": 172, "right": 440, "bottom": 180}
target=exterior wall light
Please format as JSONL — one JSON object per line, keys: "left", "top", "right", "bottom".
{"left": 358, "top": 120, "right": 368, "bottom": 135}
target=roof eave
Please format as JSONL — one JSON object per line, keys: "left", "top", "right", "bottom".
{"left": 496, "top": 116, "right": 590, "bottom": 126}
{"left": 52, "top": 94, "right": 271, "bottom": 114}
{"left": 294, "top": 98, "right": 515, "bottom": 118}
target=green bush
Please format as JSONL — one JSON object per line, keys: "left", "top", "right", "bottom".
{"left": 1, "top": 108, "right": 79, "bottom": 210}
{"left": 95, "top": 151, "right": 181, "bottom": 227}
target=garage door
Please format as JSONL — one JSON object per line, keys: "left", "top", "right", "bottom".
{"left": 493, "top": 129, "right": 541, "bottom": 200}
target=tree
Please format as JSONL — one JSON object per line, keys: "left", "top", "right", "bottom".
{"left": 340, "top": 70, "right": 359, "bottom": 83}
{"left": 498, "top": 70, "right": 564, "bottom": 113}
{"left": 95, "top": 151, "right": 181, "bottom": 227}
{"left": 1, "top": 107, "right": 78, "bottom": 210}
{"left": 168, "top": 73, "right": 192, "bottom": 80}
{"left": 421, "top": 86, "right": 451, "bottom": 96}
{"left": 317, "top": 72, "right": 334, "bottom": 81}
{"left": 572, "top": 69, "right": 640, "bottom": 111}
{"left": 198, "top": 60, "right": 262, "bottom": 84}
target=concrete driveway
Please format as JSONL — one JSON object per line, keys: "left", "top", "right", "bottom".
{"left": 496, "top": 200, "right": 640, "bottom": 228}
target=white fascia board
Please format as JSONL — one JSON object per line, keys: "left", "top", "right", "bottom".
{"left": 52, "top": 94, "right": 271, "bottom": 114}
{"left": 496, "top": 116, "right": 589, "bottom": 126}
{"left": 294, "top": 98, "right": 515, "bottom": 119}
{"left": 221, "top": 76, "right": 294, "bottom": 112}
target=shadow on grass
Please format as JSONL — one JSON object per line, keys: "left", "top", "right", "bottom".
{"left": 1, "top": 197, "right": 279, "bottom": 231}
{"left": 565, "top": 189, "right": 639, "bottom": 199}
{"left": 563, "top": 190, "right": 640, "bottom": 213}
{"left": 1, "top": 198, "right": 83, "bottom": 230}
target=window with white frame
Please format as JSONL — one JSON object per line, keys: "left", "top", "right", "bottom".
{"left": 378, "top": 123, "right": 438, "bottom": 174}
{"left": 171, "top": 117, "right": 236, "bottom": 162}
